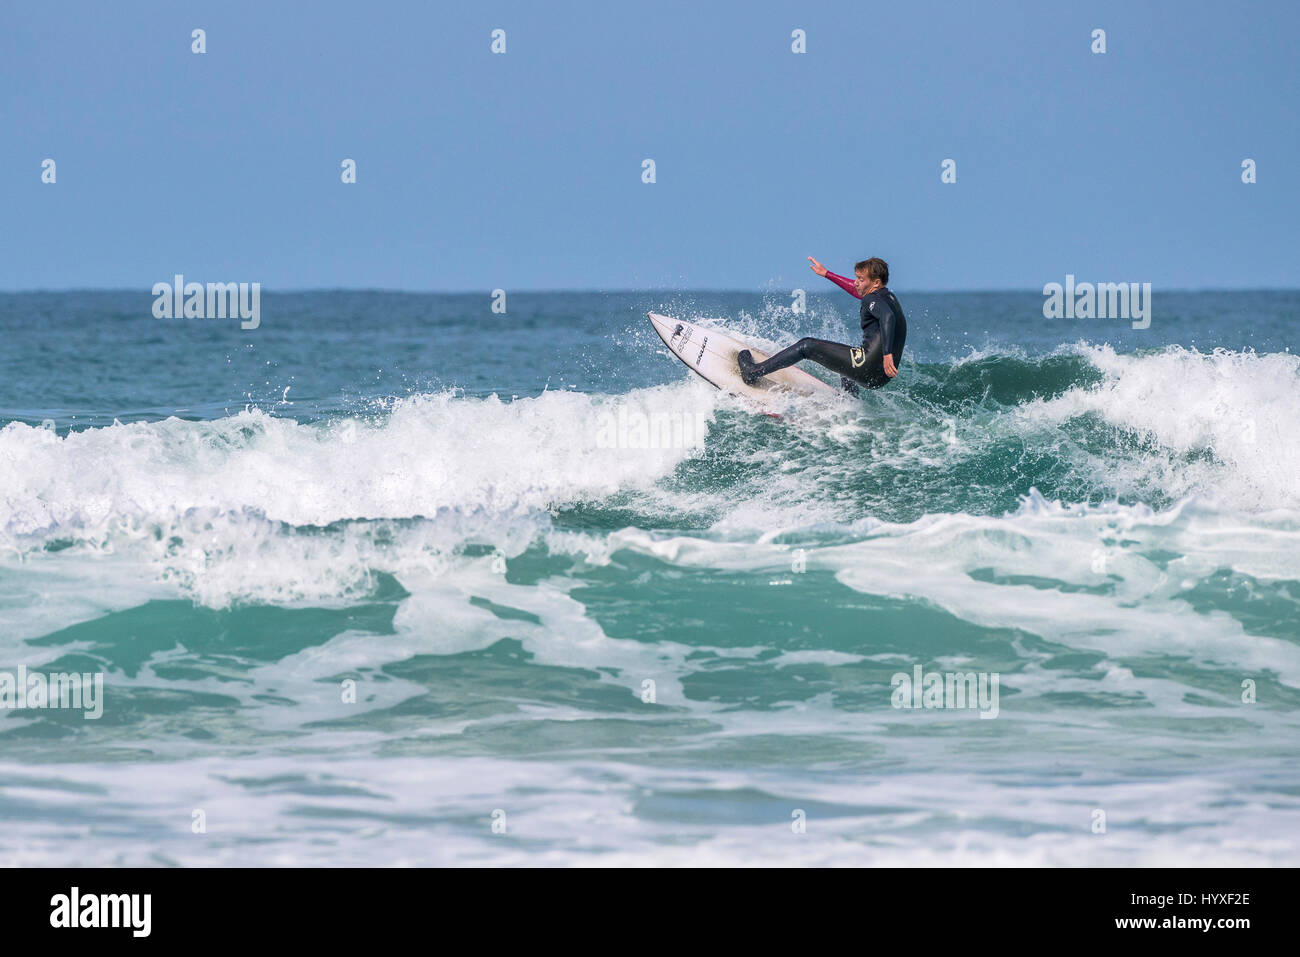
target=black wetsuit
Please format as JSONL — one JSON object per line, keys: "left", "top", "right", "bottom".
{"left": 742, "top": 286, "right": 906, "bottom": 393}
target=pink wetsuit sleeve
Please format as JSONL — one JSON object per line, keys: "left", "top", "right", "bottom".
{"left": 825, "top": 270, "right": 861, "bottom": 298}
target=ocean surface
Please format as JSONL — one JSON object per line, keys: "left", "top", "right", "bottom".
{"left": 1, "top": 288, "right": 1298, "bottom": 866}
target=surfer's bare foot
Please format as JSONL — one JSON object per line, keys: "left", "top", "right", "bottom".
{"left": 737, "top": 350, "right": 761, "bottom": 385}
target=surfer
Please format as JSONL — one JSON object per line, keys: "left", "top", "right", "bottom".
{"left": 738, "top": 257, "right": 906, "bottom": 392}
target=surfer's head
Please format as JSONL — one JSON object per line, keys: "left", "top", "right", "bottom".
{"left": 854, "top": 258, "right": 889, "bottom": 296}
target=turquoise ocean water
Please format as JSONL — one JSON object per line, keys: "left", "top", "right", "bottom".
{"left": 1, "top": 289, "right": 1298, "bottom": 865}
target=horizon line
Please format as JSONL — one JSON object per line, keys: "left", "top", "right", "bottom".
{"left": 3, "top": 286, "right": 1299, "bottom": 295}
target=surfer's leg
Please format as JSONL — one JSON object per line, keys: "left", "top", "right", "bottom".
{"left": 740, "top": 337, "right": 885, "bottom": 388}
{"left": 739, "top": 337, "right": 835, "bottom": 383}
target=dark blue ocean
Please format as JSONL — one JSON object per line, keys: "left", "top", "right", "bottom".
{"left": 2, "top": 288, "right": 1298, "bottom": 864}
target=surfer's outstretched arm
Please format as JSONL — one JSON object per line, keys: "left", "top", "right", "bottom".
{"left": 808, "top": 257, "right": 862, "bottom": 298}
{"left": 824, "top": 270, "right": 862, "bottom": 298}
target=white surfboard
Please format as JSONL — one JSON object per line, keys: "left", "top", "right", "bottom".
{"left": 648, "top": 312, "right": 840, "bottom": 409}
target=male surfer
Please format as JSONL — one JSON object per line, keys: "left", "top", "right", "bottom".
{"left": 738, "top": 257, "right": 906, "bottom": 392}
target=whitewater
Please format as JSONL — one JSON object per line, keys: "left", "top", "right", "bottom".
{"left": 1, "top": 290, "right": 1297, "bottom": 865}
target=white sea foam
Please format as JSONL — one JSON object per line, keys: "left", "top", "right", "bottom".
{"left": 1023, "top": 344, "right": 1300, "bottom": 510}
{"left": 2, "top": 345, "right": 1296, "bottom": 617}
{"left": 606, "top": 491, "right": 1300, "bottom": 693}
{"left": 0, "top": 383, "right": 721, "bottom": 605}
{"left": 2, "top": 755, "right": 1295, "bottom": 866}
{"left": 0, "top": 384, "right": 716, "bottom": 534}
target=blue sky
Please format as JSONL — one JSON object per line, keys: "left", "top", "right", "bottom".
{"left": 4, "top": 0, "right": 1296, "bottom": 291}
